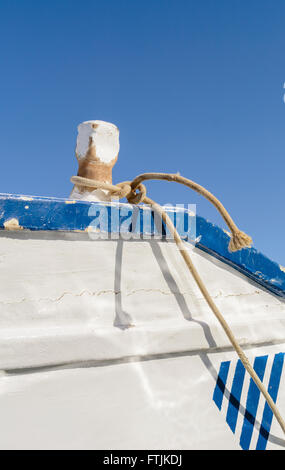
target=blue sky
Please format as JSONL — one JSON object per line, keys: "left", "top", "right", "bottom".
{"left": 1, "top": 0, "right": 285, "bottom": 263}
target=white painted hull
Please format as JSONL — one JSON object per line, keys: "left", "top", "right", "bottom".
{"left": 2, "top": 344, "right": 284, "bottom": 450}
{"left": 0, "top": 230, "right": 284, "bottom": 450}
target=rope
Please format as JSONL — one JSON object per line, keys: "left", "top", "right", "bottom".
{"left": 71, "top": 173, "right": 285, "bottom": 436}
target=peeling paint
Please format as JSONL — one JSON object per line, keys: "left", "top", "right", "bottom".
{"left": 3, "top": 218, "right": 23, "bottom": 231}
{"left": 270, "top": 278, "right": 282, "bottom": 286}
{"left": 223, "top": 229, "right": 231, "bottom": 237}
{"left": 19, "top": 196, "right": 33, "bottom": 201}
{"left": 84, "top": 226, "right": 100, "bottom": 233}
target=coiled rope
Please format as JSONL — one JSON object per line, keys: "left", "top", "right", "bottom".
{"left": 71, "top": 173, "right": 285, "bottom": 436}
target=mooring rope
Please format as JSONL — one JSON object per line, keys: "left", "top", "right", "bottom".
{"left": 71, "top": 173, "right": 285, "bottom": 436}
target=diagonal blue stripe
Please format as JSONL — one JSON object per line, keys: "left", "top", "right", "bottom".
{"left": 213, "top": 361, "right": 230, "bottom": 410}
{"left": 256, "top": 352, "right": 285, "bottom": 450}
{"left": 239, "top": 355, "right": 268, "bottom": 450}
{"left": 226, "top": 360, "right": 246, "bottom": 433}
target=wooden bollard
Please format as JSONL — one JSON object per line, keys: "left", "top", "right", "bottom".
{"left": 70, "top": 120, "right": 119, "bottom": 201}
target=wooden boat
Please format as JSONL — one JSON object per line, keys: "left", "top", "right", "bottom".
{"left": 0, "top": 121, "right": 284, "bottom": 450}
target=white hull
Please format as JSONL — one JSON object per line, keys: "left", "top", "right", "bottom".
{"left": 0, "top": 230, "right": 284, "bottom": 450}
{"left": 1, "top": 343, "right": 284, "bottom": 450}
{"left": 0, "top": 195, "right": 284, "bottom": 450}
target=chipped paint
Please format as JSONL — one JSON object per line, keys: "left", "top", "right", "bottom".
{"left": 270, "top": 278, "right": 283, "bottom": 286}
{"left": 19, "top": 196, "right": 33, "bottom": 201}
{"left": 223, "top": 229, "right": 231, "bottom": 237}
{"left": 70, "top": 120, "right": 120, "bottom": 202}
{"left": 3, "top": 218, "right": 23, "bottom": 231}
{"left": 84, "top": 226, "right": 100, "bottom": 233}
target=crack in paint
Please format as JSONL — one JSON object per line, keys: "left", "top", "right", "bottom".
{"left": 0, "top": 288, "right": 276, "bottom": 306}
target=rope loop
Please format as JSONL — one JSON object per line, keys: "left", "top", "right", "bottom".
{"left": 70, "top": 176, "right": 146, "bottom": 205}
{"left": 112, "top": 182, "right": 132, "bottom": 200}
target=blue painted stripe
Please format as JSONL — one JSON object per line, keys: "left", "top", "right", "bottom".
{"left": 226, "top": 360, "right": 246, "bottom": 433}
{"left": 0, "top": 193, "right": 285, "bottom": 298}
{"left": 239, "top": 355, "right": 268, "bottom": 450}
{"left": 256, "top": 353, "right": 285, "bottom": 450}
{"left": 213, "top": 361, "right": 230, "bottom": 410}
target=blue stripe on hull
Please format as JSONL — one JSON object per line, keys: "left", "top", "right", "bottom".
{"left": 213, "top": 353, "right": 285, "bottom": 450}
{"left": 239, "top": 356, "right": 268, "bottom": 450}
{"left": 0, "top": 193, "right": 285, "bottom": 298}
{"left": 256, "top": 353, "right": 285, "bottom": 450}
{"left": 213, "top": 361, "right": 230, "bottom": 410}
{"left": 226, "top": 360, "right": 246, "bottom": 434}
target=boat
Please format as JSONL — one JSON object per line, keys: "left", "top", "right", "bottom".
{"left": 0, "top": 120, "right": 284, "bottom": 450}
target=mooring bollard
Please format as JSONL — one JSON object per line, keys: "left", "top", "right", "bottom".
{"left": 70, "top": 120, "right": 119, "bottom": 201}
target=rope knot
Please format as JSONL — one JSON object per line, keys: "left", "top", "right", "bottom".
{"left": 126, "top": 182, "right": 146, "bottom": 205}
{"left": 113, "top": 182, "right": 146, "bottom": 204}
{"left": 112, "top": 182, "right": 132, "bottom": 200}
{"left": 228, "top": 230, "right": 252, "bottom": 252}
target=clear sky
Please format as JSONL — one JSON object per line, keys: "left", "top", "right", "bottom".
{"left": 1, "top": 0, "right": 285, "bottom": 264}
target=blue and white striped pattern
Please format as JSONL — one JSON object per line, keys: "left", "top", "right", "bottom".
{"left": 213, "top": 352, "right": 285, "bottom": 450}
